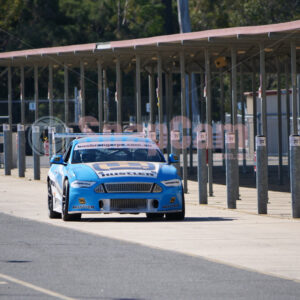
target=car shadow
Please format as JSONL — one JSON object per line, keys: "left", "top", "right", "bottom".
{"left": 80, "top": 216, "right": 235, "bottom": 223}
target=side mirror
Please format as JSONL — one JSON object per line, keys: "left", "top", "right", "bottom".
{"left": 168, "top": 153, "right": 179, "bottom": 164}
{"left": 50, "top": 154, "right": 65, "bottom": 165}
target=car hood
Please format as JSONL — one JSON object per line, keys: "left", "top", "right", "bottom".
{"left": 83, "top": 161, "right": 178, "bottom": 181}
{"left": 69, "top": 164, "right": 99, "bottom": 181}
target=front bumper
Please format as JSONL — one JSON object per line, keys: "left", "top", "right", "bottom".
{"left": 68, "top": 184, "right": 183, "bottom": 214}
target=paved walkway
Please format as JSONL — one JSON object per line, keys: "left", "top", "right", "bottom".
{"left": 0, "top": 167, "right": 299, "bottom": 283}
{"left": 187, "top": 179, "right": 293, "bottom": 219}
{"left": 3, "top": 165, "right": 293, "bottom": 219}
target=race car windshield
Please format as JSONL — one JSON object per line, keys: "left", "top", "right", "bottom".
{"left": 72, "top": 143, "right": 166, "bottom": 164}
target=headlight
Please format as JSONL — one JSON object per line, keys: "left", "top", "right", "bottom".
{"left": 70, "top": 181, "right": 96, "bottom": 188}
{"left": 94, "top": 184, "right": 105, "bottom": 193}
{"left": 161, "top": 179, "right": 182, "bottom": 187}
{"left": 152, "top": 184, "right": 163, "bottom": 193}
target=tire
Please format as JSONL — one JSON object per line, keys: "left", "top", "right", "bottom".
{"left": 62, "top": 180, "right": 81, "bottom": 221}
{"left": 48, "top": 180, "right": 61, "bottom": 219}
{"left": 146, "top": 213, "right": 164, "bottom": 220}
{"left": 165, "top": 190, "right": 185, "bottom": 221}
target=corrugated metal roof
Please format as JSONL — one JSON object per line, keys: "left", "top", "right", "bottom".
{"left": 0, "top": 43, "right": 96, "bottom": 59}
{"left": 0, "top": 20, "right": 299, "bottom": 60}
{"left": 110, "top": 20, "right": 300, "bottom": 49}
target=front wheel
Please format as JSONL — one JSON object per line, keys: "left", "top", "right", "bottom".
{"left": 62, "top": 180, "right": 81, "bottom": 222}
{"left": 165, "top": 191, "right": 185, "bottom": 221}
{"left": 48, "top": 180, "right": 61, "bottom": 219}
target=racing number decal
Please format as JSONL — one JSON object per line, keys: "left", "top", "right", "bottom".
{"left": 92, "top": 162, "right": 155, "bottom": 171}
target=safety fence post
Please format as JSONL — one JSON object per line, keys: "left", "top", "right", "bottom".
{"left": 197, "top": 131, "right": 208, "bottom": 204}
{"left": 290, "top": 135, "right": 300, "bottom": 218}
{"left": 256, "top": 135, "right": 268, "bottom": 214}
{"left": 171, "top": 130, "right": 181, "bottom": 176}
{"left": 32, "top": 125, "right": 40, "bottom": 180}
{"left": 225, "top": 132, "right": 236, "bottom": 209}
{"left": 3, "top": 124, "right": 12, "bottom": 175}
{"left": 17, "top": 124, "right": 26, "bottom": 177}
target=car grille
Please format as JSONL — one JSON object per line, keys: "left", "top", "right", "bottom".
{"left": 104, "top": 183, "right": 153, "bottom": 193}
{"left": 110, "top": 199, "right": 147, "bottom": 210}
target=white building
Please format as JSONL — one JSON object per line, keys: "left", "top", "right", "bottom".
{"left": 245, "top": 89, "right": 293, "bottom": 156}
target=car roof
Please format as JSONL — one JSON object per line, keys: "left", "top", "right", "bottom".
{"left": 73, "top": 135, "right": 154, "bottom": 145}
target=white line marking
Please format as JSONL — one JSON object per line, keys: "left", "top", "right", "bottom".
{"left": 0, "top": 281, "right": 7, "bottom": 284}
{"left": 0, "top": 273, "right": 76, "bottom": 300}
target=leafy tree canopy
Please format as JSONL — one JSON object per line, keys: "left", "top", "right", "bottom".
{"left": 0, "top": 0, "right": 299, "bottom": 52}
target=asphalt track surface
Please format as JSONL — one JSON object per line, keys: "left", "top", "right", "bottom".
{"left": 1, "top": 213, "right": 300, "bottom": 300}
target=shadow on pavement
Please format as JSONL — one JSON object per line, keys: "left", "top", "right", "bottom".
{"left": 80, "top": 216, "right": 235, "bottom": 223}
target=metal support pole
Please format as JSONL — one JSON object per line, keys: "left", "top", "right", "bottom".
{"left": 200, "top": 72, "right": 205, "bottom": 127}
{"left": 7, "top": 67, "right": 13, "bottom": 169}
{"left": 256, "top": 136, "right": 268, "bottom": 214}
{"left": 32, "top": 125, "right": 40, "bottom": 180}
{"left": 165, "top": 72, "right": 171, "bottom": 155}
{"left": 97, "top": 61, "right": 103, "bottom": 132}
{"left": 290, "top": 135, "right": 300, "bottom": 218}
{"left": 3, "top": 124, "right": 11, "bottom": 175}
{"left": 17, "top": 124, "right": 25, "bottom": 177}
{"left": 225, "top": 132, "right": 236, "bottom": 209}
{"left": 256, "top": 42, "right": 268, "bottom": 214}
{"left": 197, "top": 131, "right": 208, "bottom": 204}
{"left": 48, "top": 127, "right": 54, "bottom": 159}
{"left": 103, "top": 70, "right": 108, "bottom": 124}
{"left": 252, "top": 63, "right": 257, "bottom": 151}
{"left": 180, "top": 51, "right": 188, "bottom": 193}
{"left": 188, "top": 73, "right": 193, "bottom": 174}
{"left": 276, "top": 57, "right": 283, "bottom": 185}
{"left": 168, "top": 73, "right": 174, "bottom": 153}
{"left": 231, "top": 47, "right": 239, "bottom": 200}
{"left": 220, "top": 68, "right": 225, "bottom": 169}
{"left": 290, "top": 41, "right": 300, "bottom": 218}
{"left": 240, "top": 65, "right": 246, "bottom": 173}
{"left": 204, "top": 48, "right": 213, "bottom": 196}
{"left": 230, "top": 70, "right": 233, "bottom": 125}
{"left": 20, "top": 65, "right": 25, "bottom": 125}
{"left": 285, "top": 63, "right": 290, "bottom": 176}
{"left": 80, "top": 60, "right": 85, "bottom": 119}
{"left": 260, "top": 44, "right": 268, "bottom": 136}
{"left": 169, "top": 72, "right": 174, "bottom": 123}
{"left": 149, "top": 71, "right": 155, "bottom": 132}
{"left": 157, "top": 54, "right": 164, "bottom": 150}
{"left": 291, "top": 42, "right": 298, "bottom": 135}
{"left": 136, "top": 55, "right": 142, "bottom": 131}
{"left": 8, "top": 66, "right": 12, "bottom": 128}
{"left": 49, "top": 63, "right": 53, "bottom": 118}
{"left": 74, "top": 87, "right": 78, "bottom": 124}
{"left": 171, "top": 130, "right": 180, "bottom": 175}
{"left": 64, "top": 64, "right": 69, "bottom": 125}
{"left": 116, "top": 56, "right": 122, "bottom": 132}
{"left": 34, "top": 65, "right": 39, "bottom": 120}
{"left": 298, "top": 74, "right": 300, "bottom": 121}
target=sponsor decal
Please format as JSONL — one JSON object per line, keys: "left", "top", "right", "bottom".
{"left": 79, "top": 198, "right": 86, "bottom": 204}
{"left": 90, "top": 162, "right": 158, "bottom": 178}
{"left": 170, "top": 197, "right": 176, "bottom": 203}
{"left": 97, "top": 170, "right": 156, "bottom": 178}
{"left": 75, "top": 141, "right": 157, "bottom": 150}
{"left": 73, "top": 205, "right": 94, "bottom": 209}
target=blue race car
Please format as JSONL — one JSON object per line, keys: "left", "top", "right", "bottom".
{"left": 47, "top": 135, "right": 185, "bottom": 221}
